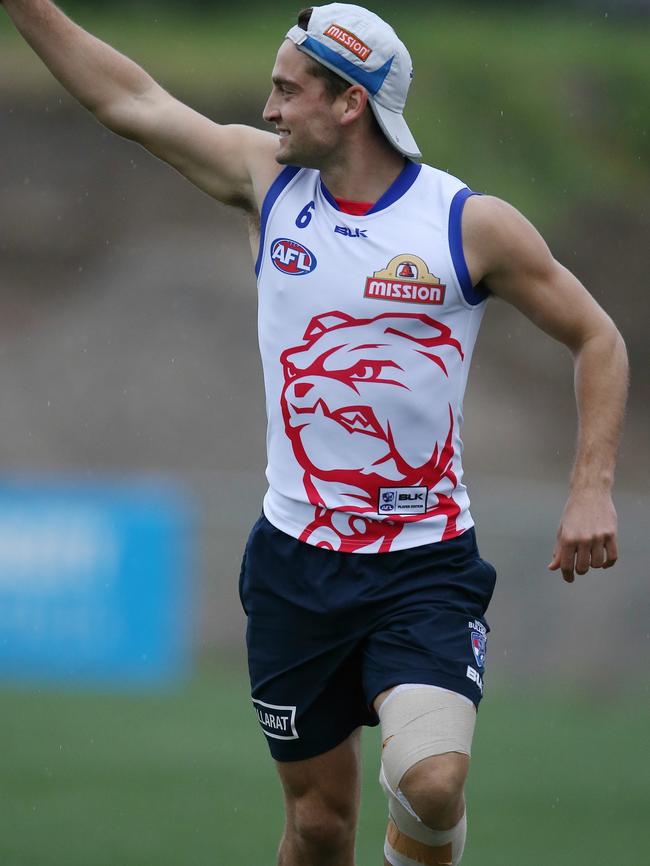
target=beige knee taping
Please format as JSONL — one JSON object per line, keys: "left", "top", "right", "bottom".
{"left": 378, "top": 684, "right": 476, "bottom": 796}
{"left": 384, "top": 805, "right": 467, "bottom": 865}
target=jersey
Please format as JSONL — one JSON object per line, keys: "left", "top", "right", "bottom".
{"left": 255, "top": 160, "right": 489, "bottom": 554}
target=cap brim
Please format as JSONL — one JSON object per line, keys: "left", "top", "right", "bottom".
{"left": 370, "top": 101, "right": 422, "bottom": 161}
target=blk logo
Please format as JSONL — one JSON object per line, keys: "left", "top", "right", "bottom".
{"left": 335, "top": 226, "right": 368, "bottom": 238}
{"left": 271, "top": 238, "right": 317, "bottom": 275}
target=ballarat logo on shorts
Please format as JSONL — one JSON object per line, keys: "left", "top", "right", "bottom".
{"left": 470, "top": 630, "right": 486, "bottom": 669}
{"left": 271, "top": 238, "right": 317, "bottom": 275}
{"left": 365, "top": 254, "right": 446, "bottom": 305}
{"left": 252, "top": 698, "right": 299, "bottom": 740}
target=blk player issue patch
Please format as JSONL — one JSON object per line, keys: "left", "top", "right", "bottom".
{"left": 252, "top": 699, "right": 299, "bottom": 740}
{"left": 378, "top": 486, "right": 427, "bottom": 514}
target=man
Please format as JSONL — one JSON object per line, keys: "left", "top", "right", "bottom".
{"left": 2, "top": 2, "right": 628, "bottom": 864}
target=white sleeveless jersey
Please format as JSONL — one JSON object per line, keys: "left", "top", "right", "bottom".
{"left": 255, "top": 160, "right": 488, "bottom": 553}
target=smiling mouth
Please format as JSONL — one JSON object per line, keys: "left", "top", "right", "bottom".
{"left": 290, "top": 399, "right": 385, "bottom": 439}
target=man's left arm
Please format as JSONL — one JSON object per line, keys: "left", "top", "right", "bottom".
{"left": 462, "top": 195, "right": 629, "bottom": 583}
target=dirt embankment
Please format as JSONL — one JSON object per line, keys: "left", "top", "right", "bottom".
{"left": 3, "top": 99, "right": 646, "bottom": 479}
{"left": 1, "top": 98, "right": 648, "bottom": 677}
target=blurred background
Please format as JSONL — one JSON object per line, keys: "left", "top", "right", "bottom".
{"left": 0, "top": 1, "right": 648, "bottom": 864}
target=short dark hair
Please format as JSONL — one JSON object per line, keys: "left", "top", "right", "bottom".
{"left": 295, "top": 7, "right": 385, "bottom": 143}
{"left": 297, "top": 7, "right": 351, "bottom": 100}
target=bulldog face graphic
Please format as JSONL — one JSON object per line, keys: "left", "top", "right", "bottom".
{"left": 280, "top": 311, "right": 465, "bottom": 552}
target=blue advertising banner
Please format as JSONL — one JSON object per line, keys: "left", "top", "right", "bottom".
{"left": 0, "top": 478, "right": 193, "bottom": 687}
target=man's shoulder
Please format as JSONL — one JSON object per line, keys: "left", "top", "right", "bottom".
{"left": 418, "top": 162, "right": 474, "bottom": 196}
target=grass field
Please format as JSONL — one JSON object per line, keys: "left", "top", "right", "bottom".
{"left": 1, "top": 664, "right": 648, "bottom": 865}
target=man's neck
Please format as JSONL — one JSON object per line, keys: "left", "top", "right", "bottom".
{"left": 318, "top": 140, "right": 407, "bottom": 204}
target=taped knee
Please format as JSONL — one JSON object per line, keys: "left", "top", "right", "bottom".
{"left": 378, "top": 684, "right": 476, "bottom": 800}
{"left": 378, "top": 685, "right": 475, "bottom": 864}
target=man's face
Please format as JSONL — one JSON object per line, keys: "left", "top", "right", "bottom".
{"left": 263, "top": 40, "right": 344, "bottom": 168}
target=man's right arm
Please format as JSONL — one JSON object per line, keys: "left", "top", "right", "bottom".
{"left": 1, "top": 0, "right": 281, "bottom": 210}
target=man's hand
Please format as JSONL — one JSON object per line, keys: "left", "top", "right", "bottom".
{"left": 548, "top": 487, "right": 618, "bottom": 583}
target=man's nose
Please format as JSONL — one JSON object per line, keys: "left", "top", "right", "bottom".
{"left": 263, "top": 94, "right": 279, "bottom": 123}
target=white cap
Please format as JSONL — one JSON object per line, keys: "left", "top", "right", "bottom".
{"left": 286, "top": 3, "right": 421, "bottom": 160}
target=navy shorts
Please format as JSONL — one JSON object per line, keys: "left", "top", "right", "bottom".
{"left": 239, "top": 513, "right": 496, "bottom": 762}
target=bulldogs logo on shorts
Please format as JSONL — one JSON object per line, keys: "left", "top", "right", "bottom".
{"left": 471, "top": 631, "right": 486, "bottom": 669}
{"left": 280, "top": 310, "right": 465, "bottom": 552}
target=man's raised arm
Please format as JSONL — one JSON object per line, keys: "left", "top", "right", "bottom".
{"left": 1, "top": 0, "right": 280, "bottom": 208}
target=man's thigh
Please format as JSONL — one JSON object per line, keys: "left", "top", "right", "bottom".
{"left": 361, "top": 528, "right": 496, "bottom": 709}
{"left": 240, "top": 514, "right": 376, "bottom": 762}
{"left": 277, "top": 728, "right": 363, "bottom": 821}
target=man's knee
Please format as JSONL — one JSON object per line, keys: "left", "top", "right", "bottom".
{"left": 287, "top": 791, "right": 356, "bottom": 854}
{"left": 377, "top": 684, "right": 475, "bottom": 815}
{"left": 399, "top": 752, "right": 468, "bottom": 828}
{"left": 376, "top": 685, "right": 475, "bottom": 865}
{"left": 277, "top": 730, "right": 361, "bottom": 859}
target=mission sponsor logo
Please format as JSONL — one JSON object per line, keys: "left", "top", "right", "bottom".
{"left": 323, "top": 24, "right": 372, "bottom": 61}
{"left": 252, "top": 699, "right": 299, "bottom": 740}
{"left": 271, "top": 238, "right": 317, "bottom": 275}
{"left": 364, "top": 254, "right": 446, "bottom": 305}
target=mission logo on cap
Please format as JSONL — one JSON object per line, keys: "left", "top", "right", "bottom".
{"left": 323, "top": 23, "right": 372, "bottom": 61}
{"left": 286, "top": 3, "right": 422, "bottom": 160}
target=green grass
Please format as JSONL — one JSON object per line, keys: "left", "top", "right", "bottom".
{"left": 1, "top": 665, "right": 648, "bottom": 865}
{"left": 1, "top": 4, "right": 649, "bottom": 226}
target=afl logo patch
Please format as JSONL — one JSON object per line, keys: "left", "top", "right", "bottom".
{"left": 271, "top": 238, "right": 317, "bottom": 275}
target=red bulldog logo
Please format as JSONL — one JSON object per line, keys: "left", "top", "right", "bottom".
{"left": 280, "top": 311, "right": 464, "bottom": 552}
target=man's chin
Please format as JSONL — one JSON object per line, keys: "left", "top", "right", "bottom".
{"left": 275, "top": 142, "right": 322, "bottom": 170}
{"left": 276, "top": 146, "right": 304, "bottom": 167}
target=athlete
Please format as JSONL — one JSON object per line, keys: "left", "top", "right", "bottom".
{"left": 2, "top": 2, "right": 628, "bottom": 864}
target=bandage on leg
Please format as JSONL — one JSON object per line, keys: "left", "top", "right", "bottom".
{"left": 378, "top": 685, "right": 475, "bottom": 865}
{"left": 383, "top": 794, "right": 467, "bottom": 865}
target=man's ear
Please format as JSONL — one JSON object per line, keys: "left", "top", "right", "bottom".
{"left": 339, "top": 85, "right": 368, "bottom": 126}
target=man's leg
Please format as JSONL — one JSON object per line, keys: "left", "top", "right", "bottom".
{"left": 374, "top": 687, "right": 475, "bottom": 866}
{"left": 275, "top": 728, "right": 362, "bottom": 866}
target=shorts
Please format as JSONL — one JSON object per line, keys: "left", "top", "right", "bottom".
{"left": 239, "top": 513, "right": 496, "bottom": 762}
